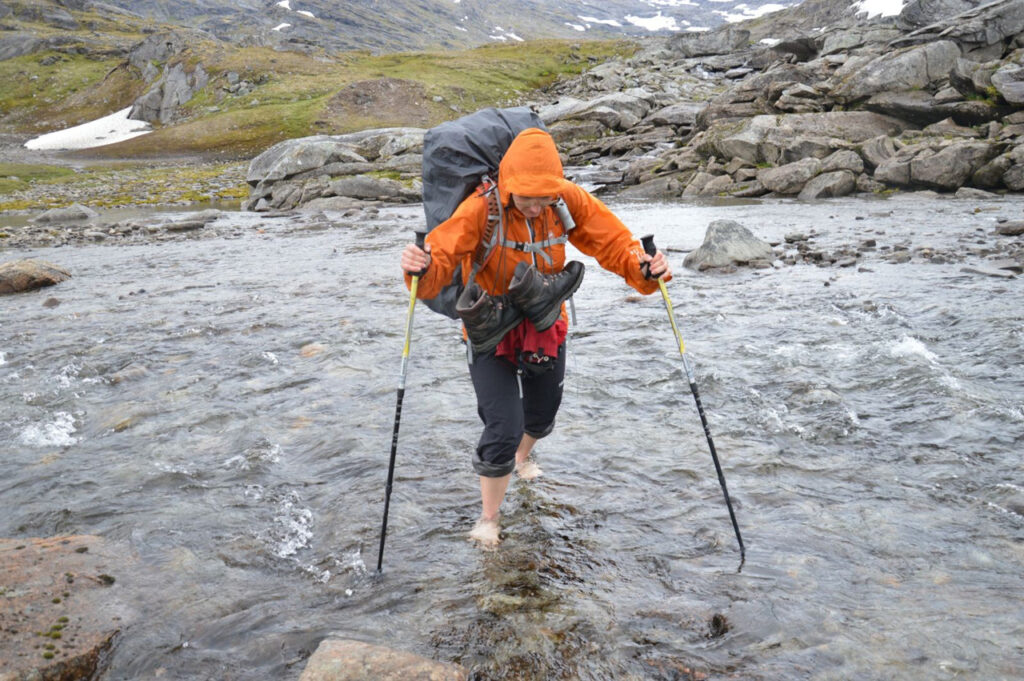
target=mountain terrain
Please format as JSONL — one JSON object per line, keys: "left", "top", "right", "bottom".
{"left": 3, "top": 0, "right": 807, "bottom": 53}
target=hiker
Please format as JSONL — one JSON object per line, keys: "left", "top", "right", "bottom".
{"left": 400, "top": 127, "right": 671, "bottom": 547}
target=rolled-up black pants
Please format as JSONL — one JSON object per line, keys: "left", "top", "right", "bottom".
{"left": 467, "top": 345, "right": 566, "bottom": 477}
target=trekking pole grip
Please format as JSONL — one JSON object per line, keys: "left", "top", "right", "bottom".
{"left": 413, "top": 231, "right": 428, "bottom": 277}
{"left": 640, "top": 234, "right": 658, "bottom": 280}
{"left": 641, "top": 233, "right": 656, "bottom": 258}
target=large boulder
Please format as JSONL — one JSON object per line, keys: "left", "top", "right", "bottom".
{"left": 298, "top": 639, "right": 467, "bottom": 681}
{"left": 668, "top": 26, "right": 751, "bottom": 57}
{"left": 894, "top": 0, "right": 1024, "bottom": 55}
{"left": 248, "top": 136, "right": 368, "bottom": 186}
{"left": 864, "top": 89, "right": 1011, "bottom": 126}
{"left": 683, "top": 220, "right": 773, "bottom": 270}
{"left": 705, "top": 112, "right": 910, "bottom": 165}
{"left": 798, "top": 169, "right": 858, "bottom": 199}
{"left": 992, "top": 63, "right": 1024, "bottom": 105}
{"left": 245, "top": 129, "right": 425, "bottom": 211}
{"left": 909, "top": 140, "right": 1002, "bottom": 189}
{"left": 829, "top": 40, "right": 962, "bottom": 104}
{"left": 0, "top": 260, "right": 71, "bottom": 294}
{"left": 32, "top": 203, "right": 99, "bottom": 224}
{"left": 540, "top": 91, "right": 654, "bottom": 131}
{"left": 758, "top": 157, "right": 823, "bottom": 194}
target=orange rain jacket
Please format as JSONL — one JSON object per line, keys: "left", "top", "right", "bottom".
{"left": 407, "top": 127, "right": 668, "bottom": 309}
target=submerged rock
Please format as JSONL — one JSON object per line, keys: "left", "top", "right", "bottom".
{"left": 298, "top": 639, "right": 467, "bottom": 681}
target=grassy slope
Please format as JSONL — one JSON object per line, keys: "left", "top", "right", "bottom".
{"left": 89, "top": 39, "right": 637, "bottom": 159}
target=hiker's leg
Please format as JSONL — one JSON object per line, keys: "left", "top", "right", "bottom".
{"left": 479, "top": 473, "right": 511, "bottom": 521}
{"left": 468, "top": 350, "right": 522, "bottom": 541}
{"left": 515, "top": 433, "right": 538, "bottom": 467}
{"left": 514, "top": 433, "right": 541, "bottom": 481}
{"left": 516, "top": 345, "right": 566, "bottom": 480}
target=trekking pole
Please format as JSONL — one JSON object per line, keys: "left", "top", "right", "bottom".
{"left": 641, "top": 234, "right": 745, "bottom": 567}
{"left": 377, "top": 231, "right": 427, "bottom": 573}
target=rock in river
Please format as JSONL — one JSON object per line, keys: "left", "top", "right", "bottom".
{"left": 0, "top": 259, "right": 71, "bottom": 294}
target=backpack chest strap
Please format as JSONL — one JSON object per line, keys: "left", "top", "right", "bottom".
{"left": 499, "top": 235, "right": 568, "bottom": 265}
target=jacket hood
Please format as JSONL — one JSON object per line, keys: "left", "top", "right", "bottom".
{"left": 498, "top": 128, "right": 568, "bottom": 205}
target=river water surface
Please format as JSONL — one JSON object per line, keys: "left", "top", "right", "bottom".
{"left": 1, "top": 194, "right": 1022, "bottom": 680}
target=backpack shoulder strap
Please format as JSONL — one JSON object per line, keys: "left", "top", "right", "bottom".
{"left": 466, "top": 175, "right": 501, "bottom": 284}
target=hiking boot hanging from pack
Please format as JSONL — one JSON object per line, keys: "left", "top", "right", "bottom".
{"left": 456, "top": 282, "right": 524, "bottom": 355}
{"left": 508, "top": 260, "right": 585, "bottom": 332}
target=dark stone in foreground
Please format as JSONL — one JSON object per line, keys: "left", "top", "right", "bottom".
{"left": 298, "top": 639, "right": 468, "bottom": 681}
{"left": 0, "top": 536, "right": 131, "bottom": 681}
{"left": 0, "top": 259, "right": 71, "bottom": 294}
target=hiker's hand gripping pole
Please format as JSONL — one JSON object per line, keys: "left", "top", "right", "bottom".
{"left": 641, "top": 235, "right": 745, "bottom": 567}
{"left": 377, "top": 231, "right": 427, "bottom": 573}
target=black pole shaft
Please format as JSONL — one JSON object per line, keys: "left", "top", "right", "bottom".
{"left": 377, "top": 231, "right": 427, "bottom": 574}
{"left": 640, "top": 234, "right": 745, "bottom": 566}
{"left": 688, "top": 379, "right": 745, "bottom": 564}
{"left": 377, "top": 387, "right": 405, "bottom": 572}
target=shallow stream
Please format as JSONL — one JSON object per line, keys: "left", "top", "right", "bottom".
{"left": 1, "top": 194, "right": 1022, "bottom": 680}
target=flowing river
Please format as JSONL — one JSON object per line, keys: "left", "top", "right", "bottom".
{"left": 1, "top": 194, "right": 1022, "bottom": 680}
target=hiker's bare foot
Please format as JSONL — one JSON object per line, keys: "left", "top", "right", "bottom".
{"left": 515, "top": 459, "right": 543, "bottom": 480}
{"left": 469, "top": 515, "right": 500, "bottom": 548}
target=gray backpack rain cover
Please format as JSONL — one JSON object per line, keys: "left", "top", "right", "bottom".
{"left": 420, "top": 106, "right": 546, "bottom": 318}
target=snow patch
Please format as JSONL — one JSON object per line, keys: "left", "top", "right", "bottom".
{"left": 626, "top": 12, "right": 681, "bottom": 31}
{"left": 853, "top": 0, "right": 907, "bottom": 19}
{"left": 579, "top": 16, "right": 623, "bottom": 27}
{"left": 718, "top": 3, "right": 790, "bottom": 23}
{"left": 24, "top": 108, "right": 151, "bottom": 151}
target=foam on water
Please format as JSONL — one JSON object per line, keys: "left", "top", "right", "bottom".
{"left": 890, "top": 335, "right": 938, "bottom": 362}
{"left": 271, "top": 492, "right": 313, "bottom": 558}
{"left": 19, "top": 412, "right": 78, "bottom": 447}
{"left": 0, "top": 351, "right": 6, "bottom": 366}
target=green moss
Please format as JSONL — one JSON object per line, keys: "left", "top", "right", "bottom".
{"left": 0, "top": 163, "right": 77, "bottom": 193}
{"left": 0, "top": 52, "right": 126, "bottom": 125}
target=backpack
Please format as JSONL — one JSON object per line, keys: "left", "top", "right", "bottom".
{"left": 421, "top": 106, "right": 568, "bottom": 319}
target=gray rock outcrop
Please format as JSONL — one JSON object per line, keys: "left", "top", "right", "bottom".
{"left": 244, "top": 129, "right": 424, "bottom": 212}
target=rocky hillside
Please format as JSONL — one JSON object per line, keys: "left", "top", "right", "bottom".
{"left": 238, "top": 0, "right": 1024, "bottom": 215}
